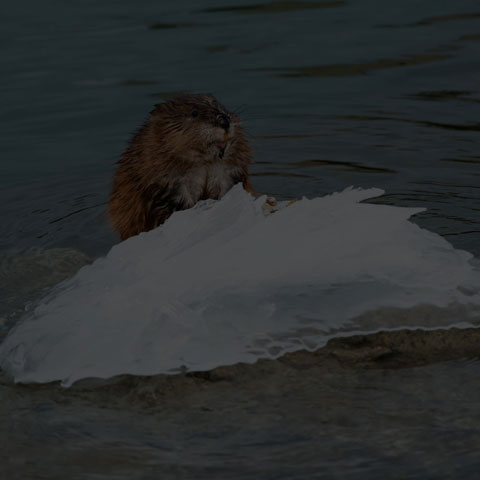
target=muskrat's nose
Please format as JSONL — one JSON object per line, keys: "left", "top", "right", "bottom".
{"left": 217, "top": 114, "right": 230, "bottom": 131}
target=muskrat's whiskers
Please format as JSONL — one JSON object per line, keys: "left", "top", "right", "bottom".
{"left": 232, "top": 103, "right": 247, "bottom": 115}
{"left": 240, "top": 126, "right": 257, "bottom": 141}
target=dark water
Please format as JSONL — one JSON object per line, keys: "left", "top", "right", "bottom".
{"left": 1, "top": 0, "right": 479, "bottom": 257}
{"left": 3, "top": 346, "right": 480, "bottom": 479}
{"left": 1, "top": 0, "right": 480, "bottom": 478}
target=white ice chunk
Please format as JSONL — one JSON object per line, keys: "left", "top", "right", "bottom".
{"left": 1, "top": 185, "right": 479, "bottom": 386}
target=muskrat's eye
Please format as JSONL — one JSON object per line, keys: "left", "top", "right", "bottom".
{"left": 191, "top": 110, "right": 198, "bottom": 118}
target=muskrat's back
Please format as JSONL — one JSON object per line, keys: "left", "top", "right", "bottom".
{"left": 109, "top": 94, "right": 256, "bottom": 240}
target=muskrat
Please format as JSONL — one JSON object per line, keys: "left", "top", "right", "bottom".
{"left": 109, "top": 93, "right": 256, "bottom": 240}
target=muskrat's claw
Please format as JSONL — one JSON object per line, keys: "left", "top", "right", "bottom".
{"left": 262, "top": 196, "right": 277, "bottom": 215}
{"left": 262, "top": 197, "right": 297, "bottom": 216}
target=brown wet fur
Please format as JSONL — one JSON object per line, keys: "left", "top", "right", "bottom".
{"left": 109, "top": 94, "right": 255, "bottom": 240}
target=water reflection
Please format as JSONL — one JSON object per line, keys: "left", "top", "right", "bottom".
{"left": 247, "top": 53, "right": 450, "bottom": 77}
{"left": 151, "top": 90, "right": 188, "bottom": 99}
{"left": 415, "top": 12, "right": 480, "bottom": 26}
{"left": 441, "top": 157, "right": 480, "bottom": 164}
{"left": 206, "top": 44, "right": 230, "bottom": 53}
{"left": 334, "top": 114, "right": 480, "bottom": 132}
{"left": 408, "top": 90, "right": 480, "bottom": 103}
{"left": 375, "top": 11, "right": 480, "bottom": 28}
{"left": 200, "top": 1, "right": 345, "bottom": 14}
{"left": 460, "top": 33, "right": 480, "bottom": 41}
{"left": 287, "top": 159, "right": 396, "bottom": 174}
{"left": 120, "top": 80, "right": 156, "bottom": 86}
{"left": 149, "top": 22, "right": 197, "bottom": 29}
{"left": 252, "top": 171, "right": 312, "bottom": 178}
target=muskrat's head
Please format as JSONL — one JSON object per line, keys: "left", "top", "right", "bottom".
{"left": 150, "top": 93, "right": 242, "bottom": 164}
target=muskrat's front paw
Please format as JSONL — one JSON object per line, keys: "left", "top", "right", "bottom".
{"left": 262, "top": 196, "right": 277, "bottom": 215}
{"left": 266, "top": 196, "right": 277, "bottom": 206}
{"left": 262, "top": 197, "right": 298, "bottom": 215}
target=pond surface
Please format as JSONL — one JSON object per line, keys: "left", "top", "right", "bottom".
{"left": 1, "top": 0, "right": 480, "bottom": 478}
{"left": 1, "top": 0, "right": 479, "bottom": 257}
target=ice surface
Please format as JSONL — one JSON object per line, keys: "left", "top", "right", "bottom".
{"left": 1, "top": 185, "right": 480, "bottom": 386}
